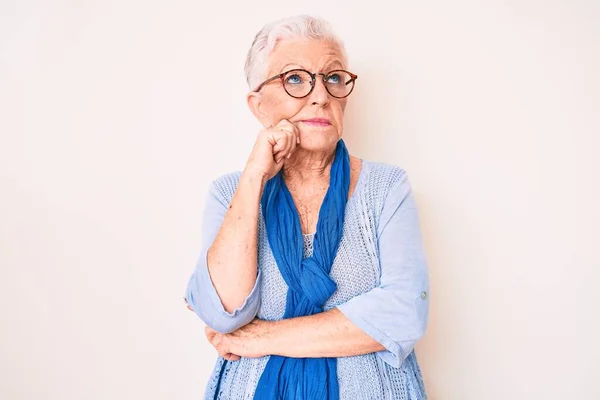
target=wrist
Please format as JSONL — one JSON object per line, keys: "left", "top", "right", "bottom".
{"left": 261, "top": 319, "right": 283, "bottom": 356}
{"left": 242, "top": 165, "right": 269, "bottom": 186}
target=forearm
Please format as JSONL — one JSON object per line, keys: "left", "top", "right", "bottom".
{"left": 266, "top": 308, "right": 385, "bottom": 358}
{"left": 207, "top": 168, "right": 266, "bottom": 313}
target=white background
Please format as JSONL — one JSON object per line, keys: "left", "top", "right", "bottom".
{"left": 1, "top": 1, "right": 598, "bottom": 399}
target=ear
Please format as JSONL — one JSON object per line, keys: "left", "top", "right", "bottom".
{"left": 247, "top": 91, "right": 270, "bottom": 128}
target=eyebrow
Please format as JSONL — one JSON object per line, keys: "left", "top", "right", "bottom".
{"left": 279, "top": 61, "right": 345, "bottom": 73}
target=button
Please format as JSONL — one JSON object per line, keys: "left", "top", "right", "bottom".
{"left": 421, "top": 291, "right": 427, "bottom": 300}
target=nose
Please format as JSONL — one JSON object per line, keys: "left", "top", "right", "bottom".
{"left": 307, "top": 74, "right": 330, "bottom": 106}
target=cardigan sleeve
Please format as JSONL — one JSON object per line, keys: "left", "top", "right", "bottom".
{"left": 184, "top": 180, "right": 262, "bottom": 333}
{"left": 336, "top": 170, "right": 430, "bottom": 367}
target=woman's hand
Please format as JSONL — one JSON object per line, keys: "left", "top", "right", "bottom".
{"left": 245, "top": 119, "right": 300, "bottom": 181}
{"left": 204, "top": 319, "right": 274, "bottom": 361}
{"left": 186, "top": 301, "right": 273, "bottom": 360}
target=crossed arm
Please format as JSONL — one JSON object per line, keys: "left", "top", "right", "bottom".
{"left": 185, "top": 303, "right": 384, "bottom": 361}
{"left": 184, "top": 169, "right": 429, "bottom": 367}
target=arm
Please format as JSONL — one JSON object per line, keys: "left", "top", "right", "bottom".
{"left": 184, "top": 170, "right": 265, "bottom": 333}
{"left": 185, "top": 120, "right": 300, "bottom": 333}
{"left": 205, "top": 170, "right": 266, "bottom": 312}
{"left": 203, "top": 308, "right": 384, "bottom": 361}
{"left": 264, "top": 171, "right": 430, "bottom": 366}
{"left": 265, "top": 308, "right": 385, "bottom": 358}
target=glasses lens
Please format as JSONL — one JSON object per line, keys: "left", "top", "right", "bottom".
{"left": 283, "top": 70, "right": 313, "bottom": 98}
{"left": 325, "top": 71, "right": 355, "bottom": 98}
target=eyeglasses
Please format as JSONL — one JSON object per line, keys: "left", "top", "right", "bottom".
{"left": 254, "top": 68, "right": 358, "bottom": 99}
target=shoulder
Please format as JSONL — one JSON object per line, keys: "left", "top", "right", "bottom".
{"left": 359, "top": 159, "right": 411, "bottom": 200}
{"left": 357, "top": 160, "right": 416, "bottom": 233}
{"left": 208, "top": 170, "right": 243, "bottom": 205}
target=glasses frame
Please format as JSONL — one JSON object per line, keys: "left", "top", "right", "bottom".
{"left": 253, "top": 68, "right": 358, "bottom": 99}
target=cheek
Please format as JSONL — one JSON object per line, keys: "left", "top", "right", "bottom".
{"left": 333, "top": 101, "right": 346, "bottom": 127}
{"left": 265, "top": 94, "right": 303, "bottom": 121}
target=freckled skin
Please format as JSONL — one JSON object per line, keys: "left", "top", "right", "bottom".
{"left": 193, "top": 38, "right": 384, "bottom": 363}
{"left": 246, "top": 38, "right": 361, "bottom": 234}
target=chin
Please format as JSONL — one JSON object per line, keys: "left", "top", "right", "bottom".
{"left": 298, "top": 132, "right": 340, "bottom": 152}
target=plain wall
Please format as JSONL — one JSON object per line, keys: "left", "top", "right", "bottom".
{"left": 1, "top": 1, "right": 598, "bottom": 399}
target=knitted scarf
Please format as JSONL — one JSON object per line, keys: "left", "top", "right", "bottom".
{"left": 253, "top": 139, "right": 350, "bottom": 399}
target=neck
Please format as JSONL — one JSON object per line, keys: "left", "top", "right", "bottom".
{"left": 281, "top": 146, "right": 337, "bottom": 184}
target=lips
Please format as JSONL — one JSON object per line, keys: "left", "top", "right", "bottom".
{"left": 301, "top": 118, "right": 331, "bottom": 126}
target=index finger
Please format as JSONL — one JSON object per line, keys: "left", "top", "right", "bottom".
{"left": 275, "top": 119, "right": 300, "bottom": 143}
{"left": 275, "top": 119, "right": 299, "bottom": 133}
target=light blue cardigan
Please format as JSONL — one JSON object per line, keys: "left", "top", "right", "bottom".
{"left": 185, "top": 160, "right": 430, "bottom": 399}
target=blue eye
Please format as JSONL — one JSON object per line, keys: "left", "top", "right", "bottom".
{"left": 286, "top": 74, "right": 303, "bottom": 84}
{"left": 327, "top": 74, "right": 341, "bottom": 84}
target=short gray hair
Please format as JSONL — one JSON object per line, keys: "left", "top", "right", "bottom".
{"left": 244, "top": 15, "right": 348, "bottom": 91}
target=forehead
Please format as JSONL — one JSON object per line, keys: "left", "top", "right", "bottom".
{"left": 267, "top": 39, "right": 346, "bottom": 75}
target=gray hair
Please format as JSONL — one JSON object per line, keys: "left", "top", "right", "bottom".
{"left": 244, "top": 15, "right": 348, "bottom": 91}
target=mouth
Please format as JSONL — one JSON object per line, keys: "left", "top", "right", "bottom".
{"left": 300, "top": 118, "right": 331, "bottom": 127}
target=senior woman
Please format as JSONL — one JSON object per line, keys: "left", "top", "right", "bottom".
{"left": 184, "top": 15, "right": 430, "bottom": 400}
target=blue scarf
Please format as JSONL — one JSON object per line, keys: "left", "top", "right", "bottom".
{"left": 253, "top": 139, "right": 350, "bottom": 400}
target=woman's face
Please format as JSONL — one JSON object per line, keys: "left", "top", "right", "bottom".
{"left": 247, "top": 39, "right": 349, "bottom": 153}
